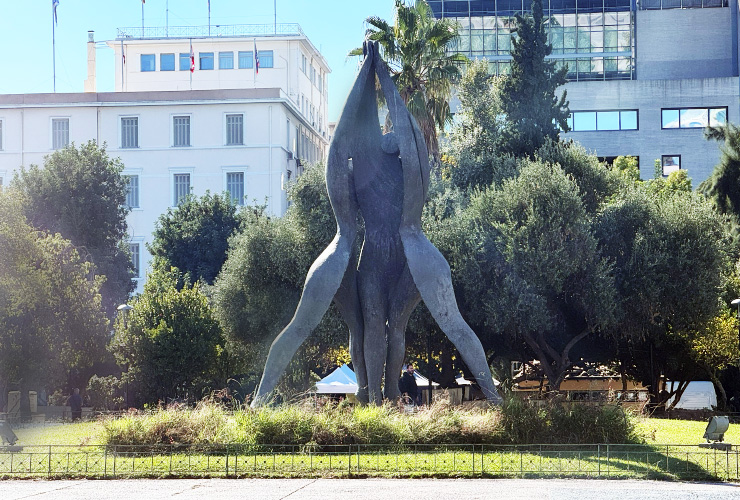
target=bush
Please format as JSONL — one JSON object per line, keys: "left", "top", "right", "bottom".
{"left": 102, "top": 398, "right": 642, "bottom": 448}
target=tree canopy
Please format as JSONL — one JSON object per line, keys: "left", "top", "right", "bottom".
{"left": 12, "top": 141, "right": 133, "bottom": 318}
{"left": 0, "top": 188, "right": 109, "bottom": 414}
{"left": 149, "top": 192, "right": 243, "bottom": 285}
{"left": 110, "top": 264, "right": 225, "bottom": 405}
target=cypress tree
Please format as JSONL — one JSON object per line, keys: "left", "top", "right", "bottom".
{"left": 500, "top": 0, "right": 570, "bottom": 156}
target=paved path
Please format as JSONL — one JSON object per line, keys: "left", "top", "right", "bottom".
{"left": 2, "top": 478, "right": 740, "bottom": 500}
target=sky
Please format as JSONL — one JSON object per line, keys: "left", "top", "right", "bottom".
{"left": 0, "top": 0, "right": 396, "bottom": 122}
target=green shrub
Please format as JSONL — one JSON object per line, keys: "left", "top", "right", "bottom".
{"left": 102, "top": 398, "right": 642, "bottom": 448}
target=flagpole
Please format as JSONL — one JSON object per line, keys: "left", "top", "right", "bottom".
{"left": 141, "top": 1, "right": 144, "bottom": 36}
{"left": 52, "top": 5, "right": 56, "bottom": 92}
{"left": 208, "top": 1, "right": 211, "bottom": 36}
{"left": 166, "top": 0, "right": 169, "bottom": 36}
{"left": 274, "top": 0, "right": 277, "bottom": 34}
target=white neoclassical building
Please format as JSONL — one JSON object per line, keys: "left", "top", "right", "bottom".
{"left": 0, "top": 24, "right": 330, "bottom": 293}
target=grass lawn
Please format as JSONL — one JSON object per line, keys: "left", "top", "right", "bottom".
{"left": 637, "top": 417, "right": 740, "bottom": 445}
{"left": 14, "top": 421, "right": 104, "bottom": 446}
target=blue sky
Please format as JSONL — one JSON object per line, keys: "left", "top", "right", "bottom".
{"left": 0, "top": 0, "right": 396, "bottom": 121}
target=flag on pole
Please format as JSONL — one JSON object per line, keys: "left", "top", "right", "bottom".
{"left": 254, "top": 39, "right": 259, "bottom": 75}
{"left": 53, "top": 0, "right": 59, "bottom": 24}
{"left": 190, "top": 41, "right": 195, "bottom": 73}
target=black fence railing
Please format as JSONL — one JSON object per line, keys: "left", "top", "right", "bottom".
{"left": 116, "top": 24, "right": 304, "bottom": 40}
{"left": 0, "top": 444, "right": 737, "bottom": 480}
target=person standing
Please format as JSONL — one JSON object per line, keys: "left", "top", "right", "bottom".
{"left": 398, "top": 364, "right": 420, "bottom": 406}
{"left": 67, "top": 388, "right": 82, "bottom": 421}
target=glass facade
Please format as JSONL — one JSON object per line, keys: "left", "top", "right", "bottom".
{"left": 428, "top": 0, "right": 635, "bottom": 80}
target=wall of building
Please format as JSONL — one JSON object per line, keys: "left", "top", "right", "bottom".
{"left": 564, "top": 76, "right": 739, "bottom": 182}
{"left": 109, "top": 36, "right": 330, "bottom": 143}
{"left": 0, "top": 90, "right": 320, "bottom": 293}
{"left": 635, "top": 6, "right": 736, "bottom": 80}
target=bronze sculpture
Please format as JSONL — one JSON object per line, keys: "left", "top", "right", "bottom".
{"left": 251, "top": 42, "right": 502, "bottom": 407}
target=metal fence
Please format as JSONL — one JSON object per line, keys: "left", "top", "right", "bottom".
{"left": 0, "top": 444, "right": 737, "bottom": 480}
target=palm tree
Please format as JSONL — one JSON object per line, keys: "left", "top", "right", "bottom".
{"left": 350, "top": 0, "right": 467, "bottom": 161}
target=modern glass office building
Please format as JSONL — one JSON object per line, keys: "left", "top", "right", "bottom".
{"left": 429, "top": 0, "right": 739, "bottom": 182}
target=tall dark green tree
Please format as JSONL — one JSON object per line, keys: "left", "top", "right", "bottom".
{"left": 500, "top": 0, "right": 570, "bottom": 156}
{"left": 699, "top": 123, "right": 740, "bottom": 242}
{"left": 149, "top": 192, "right": 244, "bottom": 285}
{"left": 12, "top": 141, "right": 133, "bottom": 318}
{"left": 353, "top": 0, "right": 467, "bottom": 160}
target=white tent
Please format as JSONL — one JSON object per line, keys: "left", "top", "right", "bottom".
{"left": 667, "top": 381, "right": 717, "bottom": 410}
{"left": 315, "top": 364, "right": 358, "bottom": 394}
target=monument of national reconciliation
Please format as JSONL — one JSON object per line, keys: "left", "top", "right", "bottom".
{"left": 251, "top": 42, "right": 502, "bottom": 407}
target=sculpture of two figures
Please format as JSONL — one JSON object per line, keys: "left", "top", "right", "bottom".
{"left": 251, "top": 42, "right": 502, "bottom": 407}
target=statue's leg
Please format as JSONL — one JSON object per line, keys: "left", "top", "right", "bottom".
{"left": 251, "top": 231, "right": 355, "bottom": 407}
{"left": 384, "top": 265, "right": 420, "bottom": 401}
{"left": 333, "top": 246, "right": 368, "bottom": 403}
{"left": 400, "top": 230, "right": 503, "bottom": 405}
{"left": 358, "top": 250, "right": 389, "bottom": 406}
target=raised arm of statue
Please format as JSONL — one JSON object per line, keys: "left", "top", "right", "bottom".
{"left": 372, "top": 42, "right": 502, "bottom": 405}
{"left": 373, "top": 46, "right": 430, "bottom": 226}
{"left": 250, "top": 44, "right": 379, "bottom": 408}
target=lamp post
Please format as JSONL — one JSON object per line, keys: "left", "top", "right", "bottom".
{"left": 116, "top": 303, "right": 133, "bottom": 408}
{"left": 732, "top": 298, "right": 740, "bottom": 355}
{"left": 116, "top": 303, "right": 133, "bottom": 329}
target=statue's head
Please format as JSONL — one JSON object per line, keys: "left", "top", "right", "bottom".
{"left": 381, "top": 132, "right": 400, "bottom": 156}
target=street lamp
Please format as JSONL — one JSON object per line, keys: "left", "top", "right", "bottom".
{"left": 732, "top": 298, "right": 740, "bottom": 352}
{"left": 117, "top": 303, "right": 133, "bottom": 330}
{"left": 116, "top": 304, "right": 133, "bottom": 408}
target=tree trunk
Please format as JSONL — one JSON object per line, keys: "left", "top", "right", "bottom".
{"left": 703, "top": 365, "right": 727, "bottom": 410}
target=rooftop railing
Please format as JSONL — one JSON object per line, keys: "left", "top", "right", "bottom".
{"left": 116, "top": 24, "right": 305, "bottom": 40}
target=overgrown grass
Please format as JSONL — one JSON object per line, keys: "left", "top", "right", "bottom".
{"left": 101, "top": 399, "right": 642, "bottom": 448}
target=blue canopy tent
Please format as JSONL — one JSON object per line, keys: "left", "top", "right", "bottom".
{"left": 314, "top": 364, "right": 358, "bottom": 394}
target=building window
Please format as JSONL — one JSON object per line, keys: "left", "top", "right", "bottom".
{"left": 179, "top": 53, "right": 190, "bottom": 71}
{"left": 640, "top": 0, "right": 727, "bottom": 9}
{"left": 173, "top": 116, "right": 191, "bottom": 147}
{"left": 173, "top": 173, "right": 191, "bottom": 206}
{"left": 258, "top": 50, "right": 274, "bottom": 68}
{"left": 140, "top": 54, "right": 155, "bottom": 72}
{"left": 199, "top": 52, "right": 214, "bottom": 70}
{"left": 662, "top": 155, "right": 681, "bottom": 176}
{"left": 567, "top": 110, "right": 638, "bottom": 131}
{"left": 124, "top": 175, "right": 140, "bottom": 209}
{"left": 226, "top": 172, "right": 245, "bottom": 205}
{"left": 661, "top": 107, "right": 727, "bottom": 129}
{"left": 238, "top": 51, "right": 254, "bottom": 69}
{"left": 226, "top": 114, "right": 244, "bottom": 145}
{"left": 219, "top": 51, "right": 234, "bottom": 69}
{"left": 121, "top": 117, "right": 139, "bottom": 149}
{"left": 130, "top": 243, "right": 140, "bottom": 278}
{"left": 51, "top": 118, "right": 69, "bottom": 150}
{"left": 301, "top": 53, "right": 307, "bottom": 74}
{"left": 0, "top": 119, "right": 3, "bottom": 150}
{"left": 160, "top": 53, "right": 175, "bottom": 71}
